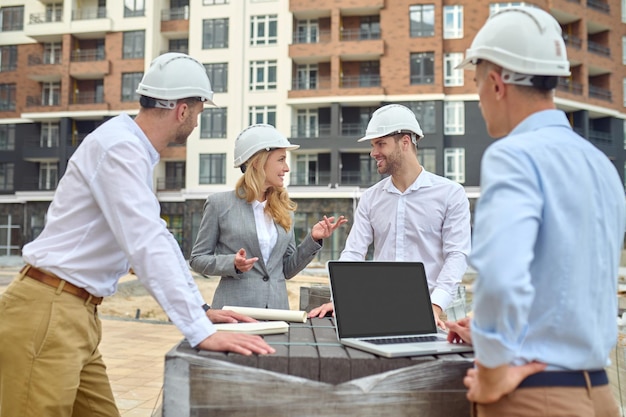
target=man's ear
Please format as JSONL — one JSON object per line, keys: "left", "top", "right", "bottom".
{"left": 175, "top": 101, "right": 188, "bottom": 122}
{"left": 489, "top": 70, "right": 506, "bottom": 100}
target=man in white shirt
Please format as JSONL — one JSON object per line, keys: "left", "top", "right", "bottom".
{"left": 0, "top": 53, "right": 274, "bottom": 417}
{"left": 308, "top": 104, "right": 471, "bottom": 328}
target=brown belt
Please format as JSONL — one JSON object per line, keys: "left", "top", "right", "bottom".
{"left": 20, "top": 265, "right": 103, "bottom": 305}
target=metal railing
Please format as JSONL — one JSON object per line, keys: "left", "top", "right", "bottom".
{"left": 340, "top": 28, "right": 381, "bottom": 41}
{"left": 29, "top": 12, "right": 63, "bottom": 24}
{"left": 71, "top": 49, "right": 105, "bottom": 62}
{"left": 291, "top": 76, "right": 331, "bottom": 90}
{"left": 587, "top": 0, "right": 610, "bottom": 12}
{"left": 26, "top": 95, "right": 60, "bottom": 107}
{"left": 28, "top": 53, "right": 61, "bottom": 66}
{"left": 588, "top": 85, "right": 612, "bottom": 101}
{"left": 340, "top": 74, "right": 381, "bottom": 88}
{"left": 588, "top": 41, "right": 610, "bottom": 57}
{"left": 70, "top": 91, "right": 104, "bottom": 105}
{"left": 161, "top": 6, "right": 189, "bottom": 21}
{"left": 72, "top": 7, "right": 107, "bottom": 20}
{"left": 557, "top": 78, "right": 583, "bottom": 95}
{"left": 292, "top": 29, "right": 330, "bottom": 44}
{"left": 290, "top": 124, "right": 331, "bottom": 138}
{"left": 157, "top": 178, "right": 185, "bottom": 191}
{"left": 289, "top": 171, "right": 331, "bottom": 186}
{"left": 563, "top": 34, "right": 582, "bottom": 49}
{"left": 340, "top": 171, "right": 380, "bottom": 186}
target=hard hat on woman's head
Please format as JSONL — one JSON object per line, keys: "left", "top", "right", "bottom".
{"left": 136, "top": 52, "right": 215, "bottom": 109}
{"left": 456, "top": 6, "right": 570, "bottom": 84}
{"left": 358, "top": 104, "right": 424, "bottom": 143}
{"left": 234, "top": 124, "right": 300, "bottom": 168}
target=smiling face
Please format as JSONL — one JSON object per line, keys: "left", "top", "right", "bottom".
{"left": 369, "top": 134, "right": 404, "bottom": 176}
{"left": 263, "top": 148, "right": 289, "bottom": 191}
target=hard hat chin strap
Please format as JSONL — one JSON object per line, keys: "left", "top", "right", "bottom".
{"left": 501, "top": 69, "right": 557, "bottom": 90}
{"left": 140, "top": 96, "right": 177, "bottom": 109}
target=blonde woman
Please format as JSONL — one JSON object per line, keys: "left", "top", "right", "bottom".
{"left": 190, "top": 124, "right": 346, "bottom": 309}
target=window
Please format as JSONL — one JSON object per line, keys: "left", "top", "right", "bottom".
{"left": 296, "top": 109, "right": 318, "bottom": 137}
{"left": 489, "top": 2, "right": 526, "bottom": 15}
{"left": 623, "top": 0, "right": 626, "bottom": 23}
{"left": 121, "top": 72, "right": 143, "bottom": 102}
{"left": 46, "top": 3, "right": 63, "bottom": 22}
{"left": 359, "top": 16, "right": 380, "bottom": 39}
{"left": 410, "top": 52, "right": 435, "bottom": 85}
{"left": 162, "top": 214, "right": 184, "bottom": 248}
{"left": 41, "top": 122, "right": 60, "bottom": 147}
{"left": 444, "top": 53, "right": 464, "bottom": 86}
{"left": 444, "top": 148, "right": 465, "bottom": 183}
{"left": 200, "top": 108, "right": 227, "bottom": 138}
{"left": 443, "top": 5, "right": 463, "bottom": 39}
{"left": 623, "top": 120, "right": 626, "bottom": 149}
{"left": 43, "top": 43, "right": 62, "bottom": 65}
{"left": 418, "top": 148, "right": 436, "bottom": 173}
{"left": 409, "top": 4, "right": 434, "bottom": 37}
{"left": 250, "top": 15, "right": 277, "bottom": 46}
{"left": 0, "top": 125, "right": 15, "bottom": 150}
{"left": 42, "top": 82, "right": 60, "bottom": 106}
{"left": 199, "top": 154, "right": 226, "bottom": 184}
{"left": 203, "top": 0, "right": 228, "bottom": 4}
{"left": 39, "top": 162, "right": 58, "bottom": 190}
{"left": 0, "top": 164, "right": 14, "bottom": 191}
{"left": 359, "top": 61, "right": 380, "bottom": 87}
{"left": 0, "top": 214, "right": 20, "bottom": 255}
{"left": 163, "top": 161, "right": 185, "bottom": 190}
{"left": 406, "top": 101, "right": 436, "bottom": 134}
{"left": 357, "top": 153, "right": 378, "bottom": 185}
{"left": 123, "top": 30, "right": 145, "bottom": 59}
{"left": 0, "top": 46, "right": 17, "bottom": 72}
{"left": 249, "top": 60, "right": 277, "bottom": 91}
{"left": 0, "top": 84, "right": 16, "bottom": 111}
{"left": 295, "top": 154, "right": 320, "bottom": 185}
{"left": 444, "top": 101, "right": 465, "bottom": 135}
{"left": 203, "top": 18, "right": 229, "bottom": 49}
{"left": 624, "top": 79, "right": 626, "bottom": 107}
{"left": 168, "top": 38, "right": 188, "bottom": 54}
{"left": 296, "top": 64, "right": 318, "bottom": 90}
{"left": 295, "top": 19, "right": 318, "bottom": 43}
{"left": 623, "top": 36, "right": 626, "bottom": 64}
{"left": 0, "top": 6, "right": 24, "bottom": 32}
{"left": 249, "top": 105, "right": 276, "bottom": 125}
{"left": 204, "top": 63, "right": 228, "bottom": 92}
{"left": 124, "top": 0, "right": 145, "bottom": 17}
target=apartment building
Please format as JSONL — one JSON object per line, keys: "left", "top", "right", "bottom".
{"left": 0, "top": 0, "right": 625, "bottom": 261}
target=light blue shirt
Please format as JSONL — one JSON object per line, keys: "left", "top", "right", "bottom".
{"left": 470, "top": 109, "right": 626, "bottom": 370}
{"left": 340, "top": 170, "right": 471, "bottom": 310}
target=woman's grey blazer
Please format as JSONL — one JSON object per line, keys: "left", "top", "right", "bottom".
{"left": 189, "top": 191, "right": 322, "bottom": 309}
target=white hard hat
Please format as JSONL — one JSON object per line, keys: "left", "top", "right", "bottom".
{"left": 234, "top": 124, "right": 300, "bottom": 168}
{"left": 456, "top": 6, "right": 570, "bottom": 79}
{"left": 358, "top": 104, "right": 424, "bottom": 143}
{"left": 136, "top": 52, "right": 215, "bottom": 109}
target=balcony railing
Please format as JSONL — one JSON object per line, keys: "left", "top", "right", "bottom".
{"left": 589, "top": 129, "right": 613, "bottom": 143}
{"left": 289, "top": 171, "right": 331, "bottom": 186}
{"left": 341, "top": 123, "right": 367, "bottom": 136}
{"left": 161, "top": 6, "right": 189, "bottom": 21}
{"left": 340, "top": 75, "right": 381, "bottom": 88}
{"left": 72, "top": 7, "right": 107, "bottom": 20}
{"left": 29, "top": 12, "right": 63, "bottom": 24}
{"left": 28, "top": 53, "right": 61, "bottom": 66}
{"left": 557, "top": 78, "right": 583, "bottom": 95}
{"left": 26, "top": 95, "right": 60, "bottom": 107}
{"left": 587, "top": 0, "right": 610, "bottom": 12}
{"left": 292, "top": 29, "right": 331, "bottom": 44}
{"left": 157, "top": 178, "right": 185, "bottom": 191}
{"left": 340, "top": 28, "right": 381, "bottom": 41}
{"left": 588, "top": 85, "right": 611, "bottom": 101}
{"left": 71, "top": 49, "right": 105, "bottom": 61}
{"left": 70, "top": 91, "right": 104, "bottom": 105}
{"left": 563, "top": 34, "right": 582, "bottom": 49}
{"left": 588, "top": 41, "right": 610, "bottom": 57}
{"left": 292, "top": 76, "right": 331, "bottom": 90}
{"left": 341, "top": 171, "right": 380, "bottom": 186}
{"left": 290, "top": 124, "right": 331, "bottom": 138}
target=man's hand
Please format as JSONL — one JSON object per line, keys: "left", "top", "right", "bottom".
{"left": 234, "top": 248, "right": 258, "bottom": 273}
{"left": 464, "top": 361, "right": 547, "bottom": 403}
{"left": 197, "top": 332, "right": 276, "bottom": 356}
{"left": 432, "top": 304, "right": 446, "bottom": 330}
{"left": 307, "top": 302, "right": 334, "bottom": 318}
{"left": 446, "top": 317, "right": 472, "bottom": 344}
{"left": 207, "top": 309, "right": 258, "bottom": 324}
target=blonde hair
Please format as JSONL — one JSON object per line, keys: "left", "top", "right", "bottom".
{"left": 235, "top": 150, "right": 297, "bottom": 231}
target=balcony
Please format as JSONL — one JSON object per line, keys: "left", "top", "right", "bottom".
{"left": 161, "top": 7, "right": 189, "bottom": 36}
{"left": 340, "top": 28, "right": 380, "bottom": 41}
{"left": 589, "top": 129, "right": 612, "bottom": 143}
{"left": 22, "top": 176, "right": 58, "bottom": 192}
{"left": 290, "top": 171, "right": 331, "bottom": 186}
{"left": 26, "top": 95, "right": 61, "bottom": 108}
{"left": 157, "top": 178, "right": 185, "bottom": 191}
{"left": 563, "top": 34, "right": 582, "bottom": 49}
{"left": 588, "top": 40, "right": 610, "bottom": 57}
{"left": 341, "top": 171, "right": 380, "bottom": 186}
{"left": 587, "top": 0, "right": 610, "bottom": 13}
{"left": 70, "top": 50, "right": 110, "bottom": 79}
{"left": 588, "top": 85, "right": 611, "bottom": 101}
{"left": 341, "top": 123, "right": 367, "bottom": 137}
{"left": 291, "top": 124, "right": 331, "bottom": 138}
{"left": 556, "top": 78, "right": 583, "bottom": 95}
{"left": 340, "top": 74, "right": 381, "bottom": 88}
{"left": 292, "top": 29, "right": 331, "bottom": 44}
{"left": 70, "top": 91, "right": 104, "bottom": 105}
{"left": 291, "top": 76, "right": 331, "bottom": 91}
{"left": 70, "top": 7, "right": 112, "bottom": 37}
{"left": 25, "top": 12, "right": 65, "bottom": 41}
{"left": 22, "top": 137, "right": 60, "bottom": 161}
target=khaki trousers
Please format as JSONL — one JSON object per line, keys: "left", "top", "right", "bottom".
{"left": 472, "top": 378, "right": 620, "bottom": 417}
{"left": 0, "top": 273, "right": 119, "bottom": 417}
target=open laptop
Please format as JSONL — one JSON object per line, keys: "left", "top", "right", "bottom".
{"left": 328, "top": 261, "right": 473, "bottom": 358}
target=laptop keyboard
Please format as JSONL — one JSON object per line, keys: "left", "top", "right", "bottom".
{"left": 363, "top": 335, "right": 439, "bottom": 345}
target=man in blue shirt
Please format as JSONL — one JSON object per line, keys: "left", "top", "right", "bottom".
{"left": 449, "top": 6, "right": 625, "bottom": 416}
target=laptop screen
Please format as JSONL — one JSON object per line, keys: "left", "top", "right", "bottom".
{"left": 328, "top": 261, "right": 437, "bottom": 338}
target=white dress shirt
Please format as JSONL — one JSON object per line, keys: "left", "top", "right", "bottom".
{"left": 22, "top": 114, "right": 215, "bottom": 347}
{"left": 340, "top": 170, "right": 471, "bottom": 310}
{"left": 252, "top": 200, "right": 278, "bottom": 265}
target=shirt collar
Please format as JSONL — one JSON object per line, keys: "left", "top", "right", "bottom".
{"left": 382, "top": 169, "right": 433, "bottom": 195}
{"left": 122, "top": 113, "right": 160, "bottom": 166}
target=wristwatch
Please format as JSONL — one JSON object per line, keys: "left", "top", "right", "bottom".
{"left": 202, "top": 303, "right": 211, "bottom": 312}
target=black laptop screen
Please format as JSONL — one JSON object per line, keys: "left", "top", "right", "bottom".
{"left": 328, "top": 261, "right": 437, "bottom": 338}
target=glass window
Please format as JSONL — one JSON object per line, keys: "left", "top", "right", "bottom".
{"left": 295, "top": 64, "right": 318, "bottom": 90}
{"left": 623, "top": 79, "right": 626, "bottom": 107}
{"left": 121, "top": 72, "right": 143, "bottom": 102}
{"left": 418, "top": 148, "right": 436, "bottom": 173}
{"left": 204, "top": 63, "right": 228, "bottom": 93}
{"left": 489, "top": 2, "right": 526, "bottom": 15}
{"left": 360, "top": 16, "right": 380, "bottom": 39}
{"left": 43, "top": 43, "right": 62, "bottom": 65}
{"left": 203, "top": 18, "right": 229, "bottom": 49}
{"left": 444, "top": 148, "right": 465, "bottom": 183}
{"left": 0, "top": 46, "right": 17, "bottom": 72}
{"left": 45, "top": 3, "right": 63, "bottom": 22}
{"left": 409, "top": 4, "right": 434, "bottom": 37}
{"left": 0, "top": 214, "right": 20, "bottom": 255}
{"left": 0, "top": 84, "right": 16, "bottom": 111}
{"left": 199, "top": 154, "right": 226, "bottom": 184}
{"left": 0, "top": 6, "right": 24, "bottom": 32}
{"left": 249, "top": 60, "right": 277, "bottom": 91}
{"left": 444, "top": 53, "right": 464, "bottom": 86}
{"left": 405, "top": 101, "right": 436, "bottom": 134}
{"left": 39, "top": 162, "right": 58, "bottom": 190}
{"left": 249, "top": 105, "right": 276, "bottom": 126}
{"left": 168, "top": 38, "right": 188, "bottom": 54}
{"left": 203, "top": 0, "right": 228, "bottom": 4}
{"left": 444, "top": 101, "right": 465, "bottom": 135}
{"left": 295, "top": 19, "right": 318, "bottom": 43}
{"left": 250, "top": 15, "right": 278, "bottom": 46}
{"left": 124, "top": 0, "right": 145, "bottom": 17}
{"left": 443, "top": 5, "right": 463, "bottom": 39}
{"left": 0, "top": 164, "right": 14, "bottom": 191}
{"left": 0, "top": 125, "right": 15, "bottom": 150}
{"left": 410, "top": 52, "right": 435, "bottom": 85}
{"left": 200, "top": 107, "right": 227, "bottom": 138}
{"left": 41, "top": 122, "right": 60, "bottom": 147}
{"left": 123, "top": 30, "right": 145, "bottom": 59}
{"left": 296, "top": 109, "right": 319, "bottom": 137}
{"left": 42, "top": 82, "right": 60, "bottom": 106}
